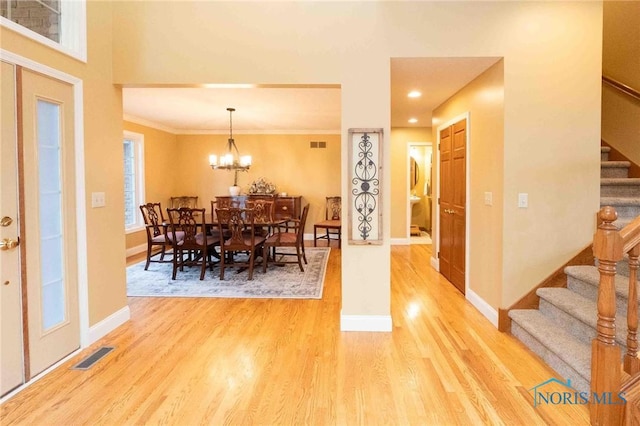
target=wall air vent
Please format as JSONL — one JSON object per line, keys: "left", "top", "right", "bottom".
{"left": 310, "top": 141, "right": 327, "bottom": 149}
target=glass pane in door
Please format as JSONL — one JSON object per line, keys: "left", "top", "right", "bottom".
{"left": 37, "top": 99, "right": 65, "bottom": 331}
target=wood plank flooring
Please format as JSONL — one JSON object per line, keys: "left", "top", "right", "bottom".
{"left": 1, "top": 244, "right": 589, "bottom": 425}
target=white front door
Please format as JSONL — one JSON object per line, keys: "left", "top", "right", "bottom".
{"left": 1, "top": 61, "right": 24, "bottom": 396}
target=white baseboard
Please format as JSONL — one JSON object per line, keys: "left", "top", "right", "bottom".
{"left": 340, "top": 314, "right": 392, "bottom": 332}
{"left": 126, "top": 243, "right": 147, "bottom": 257}
{"left": 390, "top": 238, "right": 410, "bottom": 245}
{"left": 86, "top": 305, "right": 131, "bottom": 345}
{"left": 430, "top": 256, "right": 439, "bottom": 270}
{"left": 466, "top": 288, "right": 498, "bottom": 328}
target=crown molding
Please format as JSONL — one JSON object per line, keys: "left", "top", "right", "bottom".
{"left": 123, "top": 115, "right": 340, "bottom": 136}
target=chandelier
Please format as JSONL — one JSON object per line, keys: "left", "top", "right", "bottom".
{"left": 209, "top": 108, "right": 252, "bottom": 182}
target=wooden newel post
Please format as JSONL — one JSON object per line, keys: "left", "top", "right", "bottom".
{"left": 591, "top": 207, "right": 624, "bottom": 425}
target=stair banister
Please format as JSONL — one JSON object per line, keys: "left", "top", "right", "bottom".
{"left": 625, "top": 245, "right": 639, "bottom": 375}
{"left": 621, "top": 215, "right": 640, "bottom": 376}
{"left": 591, "top": 206, "right": 625, "bottom": 425}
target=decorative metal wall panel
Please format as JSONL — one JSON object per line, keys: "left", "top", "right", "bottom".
{"left": 348, "top": 128, "right": 383, "bottom": 245}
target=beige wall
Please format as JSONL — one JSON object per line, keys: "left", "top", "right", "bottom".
{"left": 111, "top": 1, "right": 602, "bottom": 316}
{"left": 433, "top": 60, "right": 505, "bottom": 309}
{"left": 602, "top": 2, "right": 640, "bottom": 165}
{"left": 123, "top": 121, "right": 179, "bottom": 250}
{"left": 390, "top": 127, "right": 432, "bottom": 239}
{"left": 1, "top": 1, "right": 126, "bottom": 326}
{"left": 172, "top": 133, "right": 341, "bottom": 234}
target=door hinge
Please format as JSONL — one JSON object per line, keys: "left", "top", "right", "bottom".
{"left": 437, "top": 251, "right": 440, "bottom": 258}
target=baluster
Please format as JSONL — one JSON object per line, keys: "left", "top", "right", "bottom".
{"left": 591, "top": 207, "right": 625, "bottom": 425}
{"left": 625, "top": 246, "right": 640, "bottom": 375}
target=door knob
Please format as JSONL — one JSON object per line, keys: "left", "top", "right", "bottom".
{"left": 0, "top": 237, "right": 20, "bottom": 251}
{"left": 0, "top": 216, "right": 12, "bottom": 227}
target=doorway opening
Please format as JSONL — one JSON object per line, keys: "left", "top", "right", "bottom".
{"left": 408, "top": 142, "right": 432, "bottom": 245}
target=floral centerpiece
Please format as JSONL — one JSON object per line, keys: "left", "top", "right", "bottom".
{"left": 248, "top": 177, "right": 276, "bottom": 195}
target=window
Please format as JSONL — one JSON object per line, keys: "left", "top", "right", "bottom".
{"left": 0, "top": 0, "right": 87, "bottom": 62}
{"left": 123, "top": 131, "right": 145, "bottom": 232}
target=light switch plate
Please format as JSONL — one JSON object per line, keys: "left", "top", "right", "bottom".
{"left": 484, "top": 192, "right": 493, "bottom": 206}
{"left": 91, "top": 192, "right": 106, "bottom": 208}
{"left": 518, "top": 193, "right": 528, "bottom": 208}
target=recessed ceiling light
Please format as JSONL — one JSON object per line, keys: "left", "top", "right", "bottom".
{"left": 408, "top": 118, "right": 418, "bottom": 124}
{"left": 408, "top": 91, "right": 422, "bottom": 98}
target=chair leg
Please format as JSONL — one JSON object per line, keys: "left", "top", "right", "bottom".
{"left": 171, "top": 249, "right": 179, "bottom": 280}
{"left": 314, "top": 226, "right": 317, "bottom": 247}
{"left": 338, "top": 228, "right": 341, "bottom": 248}
{"left": 248, "top": 251, "right": 255, "bottom": 281}
{"left": 145, "top": 244, "right": 152, "bottom": 270}
{"left": 159, "top": 246, "right": 166, "bottom": 262}
{"left": 219, "top": 251, "right": 226, "bottom": 280}
{"left": 296, "top": 246, "right": 304, "bottom": 272}
{"left": 199, "top": 257, "right": 206, "bottom": 280}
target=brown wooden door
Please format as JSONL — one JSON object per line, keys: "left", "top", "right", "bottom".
{"left": 439, "top": 118, "right": 466, "bottom": 294}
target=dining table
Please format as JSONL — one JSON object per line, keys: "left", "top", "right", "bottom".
{"left": 161, "top": 208, "right": 288, "bottom": 265}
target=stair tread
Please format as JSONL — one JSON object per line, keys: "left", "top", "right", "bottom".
{"left": 601, "top": 146, "right": 611, "bottom": 153}
{"left": 536, "top": 287, "right": 628, "bottom": 346}
{"left": 565, "top": 265, "right": 640, "bottom": 294}
{"left": 600, "top": 196, "right": 640, "bottom": 205}
{"left": 509, "top": 309, "right": 591, "bottom": 380}
{"left": 601, "top": 178, "right": 640, "bottom": 186}
{"left": 602, "top": 161, "right": 632, "bottom": 168}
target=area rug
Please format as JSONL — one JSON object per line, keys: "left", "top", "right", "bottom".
{"left": 126, "top": 247, "right": 330, "bottom": 299}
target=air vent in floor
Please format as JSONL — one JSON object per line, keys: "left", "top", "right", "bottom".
{"left": 71, "top": 346, "right": 115, "bottom": 370}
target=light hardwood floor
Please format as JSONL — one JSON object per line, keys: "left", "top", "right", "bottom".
{"left": 1, "top": 244, "right": 589, "bottom": 425}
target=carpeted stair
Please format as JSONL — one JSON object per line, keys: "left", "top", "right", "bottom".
{"left": 509, "top": 145, "right": 640, "bottom": 393}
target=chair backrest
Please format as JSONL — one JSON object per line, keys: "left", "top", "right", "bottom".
{"left": 215, "top": 196, "right": 241, "bottom": 209}
{"left": 246, "top": 199, "right": 274, "bottom": 224}
{"left": 166, "top": 207, "right": 206, "bottom": 250}
{"left": 140, "top": 202, "right": 165, "bottom": 237}
{"left": 296, "top": 204, "right": 310, "bottom": 244}
{"left": 212, "top": 198, "right": 242, "bottom": 222}
{"left": 216, "top": 207, "right": 258, "bottom": 251}
{"left": 325, "top": 196, "right": 341, "bottom": 220}
{"left": 170, "top": 196, "right": 198, "bottom": 209}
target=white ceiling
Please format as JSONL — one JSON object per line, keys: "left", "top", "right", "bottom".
{"left": 122, "top": 57, "right": 501, "bottom": 134}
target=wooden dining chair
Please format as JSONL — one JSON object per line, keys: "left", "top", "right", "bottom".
{"left": 263, "top": 204, "right": 309, "bottom": 272}
{"left": 245, "top": 198, "right": 275, "bottom": 236}
{"left": 313, "top": 196, "right": 341, "bottom": 248}
{"left": 215, "top": 207, "right": 267, "bottom": 281}
{"left": 166, "top": 207, "right": 220, "bottom": 280}
{"left": 139, "top": 202, "right": 183, "bottom": 270}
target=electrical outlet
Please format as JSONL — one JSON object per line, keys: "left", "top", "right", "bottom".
{"left": 484, "top": 192, "right": 493, "bottom": 206}
{"left": 518, "top": 193, "right": 528, "bottom": 208}
{"left": 91, "top": 192, "right": 106, "bottom": 208}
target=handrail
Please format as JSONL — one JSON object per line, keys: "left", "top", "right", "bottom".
{"left": 603, "top": 75, "right": 640, "bottom": 102}
{"left": 620, "top": 214, "right": 640, "bottom": 253}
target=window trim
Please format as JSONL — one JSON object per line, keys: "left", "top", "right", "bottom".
{"left": 124, "top": 130, "right": 145, "bottom": 234}
{"left": 0, "top": 0, "right": 87, "bottom": 63}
